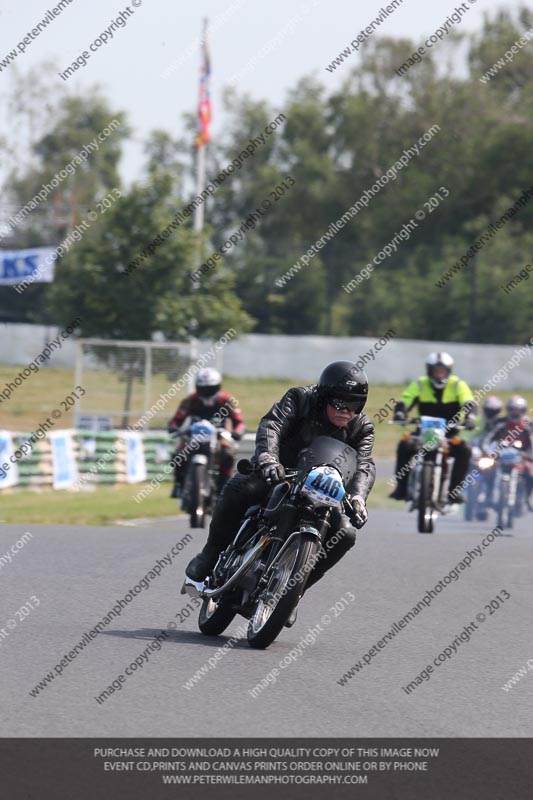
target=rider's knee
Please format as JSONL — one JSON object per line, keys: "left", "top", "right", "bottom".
{"left": 331, "top": 517, "right": 357, "bottom": 549}
{"left": 398, "top": 438, "right": 415, "bottom": 455}
{"left": 341, "top": 526, "right": 357, "bottom": 549}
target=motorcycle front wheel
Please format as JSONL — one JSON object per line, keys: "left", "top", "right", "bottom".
{"left": 497, "top": 478, "right": 509, "bottom": 529}
{"left": 190, "top": 462, "right": 206, "bottom": 528}
{"left": 464, "top": 478, "right": 480, "bottom": 522}
{"left": 418, "top": 462, "right": 435, "bottom": 533}
{"left": 247, "top": 536, "right": 318, "bottom": 650}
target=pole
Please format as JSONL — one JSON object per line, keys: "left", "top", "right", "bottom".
{"left": 192, "top": 17, "right": 209, "bottom": 286}
{"left": 469, "top": 256, "right": 477, "bottom": 342}
{"left": 193, "top": 141, "right": 206, "bottom": 235}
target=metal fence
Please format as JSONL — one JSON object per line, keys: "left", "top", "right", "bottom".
{"left": 73, "top": 338, "right": 223, "bottom": 429}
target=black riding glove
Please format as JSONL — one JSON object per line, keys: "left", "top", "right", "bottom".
{"left": 393, "top": 401, "right": 407, "bottom": 422}
{"left": 257, "top": 452, "right": 285, "bottom": 484}
{"left": 347, "top": 494, "right": 368, "bottom": 529}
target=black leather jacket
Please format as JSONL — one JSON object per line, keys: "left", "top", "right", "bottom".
{"left": 253, "top": 385, "right": 376, "bottom": 500}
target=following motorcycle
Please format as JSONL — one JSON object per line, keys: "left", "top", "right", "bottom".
{"left": 173, "top": 417, "right": 236, "bottom": 528}
{"left": 390, "top": 416, "right": 465, "bottom": 534}
{"left": 464, "top": 440, "right": 498, "bottom": 522}
{"left": 491, "top": 439, "right": 528, "bottom": 530}
{"left": 181, "top": 436, "right": 361, "bottom": 649}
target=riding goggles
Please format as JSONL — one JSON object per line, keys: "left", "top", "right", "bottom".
{"left": 328, "top": 396, "right": 363, "bottom": 412}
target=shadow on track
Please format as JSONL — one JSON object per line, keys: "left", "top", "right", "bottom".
{"left": 100, "top": 627, "right": 250, "bottom": 650}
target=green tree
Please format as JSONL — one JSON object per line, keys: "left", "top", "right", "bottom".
{"left": 0, "top": 76, "right": 129, "bottom": 325}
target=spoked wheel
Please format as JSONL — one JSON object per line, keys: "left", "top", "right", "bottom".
{"left": 247, "top": 536, "right": 318, "bottom": 650}
{"left": 418, "top": 462, "right": 435, "bottom": 533}
{"left": 198, "top": 597, "right": 237, "bottom": 636}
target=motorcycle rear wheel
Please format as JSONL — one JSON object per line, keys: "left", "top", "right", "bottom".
{"left": 198, "top": 597, "right": 237, "bottom": 636}
{"left": 247, "top": 536, "right": 318, "bottom": 649}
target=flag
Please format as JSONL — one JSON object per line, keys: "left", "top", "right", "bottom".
{"left": 196, "top": 19, "right": 211, "bottom": 148}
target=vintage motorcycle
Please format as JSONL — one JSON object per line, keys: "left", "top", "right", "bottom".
{"left": 181, "top": 436, "right": 360, "bottom": 649}
{"left": 464, "top": 440, "right": 498, "bottom": 522}
{"left": 391, "top": 416, "right": 465, "bottom": 534}
{"left": 491, "top": 439, "right": 528, "bottom": 530}
{"left": 173, "top": 418, "right": 235, "bottom": 528}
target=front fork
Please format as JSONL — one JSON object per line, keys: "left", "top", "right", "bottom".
{"left": 409, "top": 450, "right": 447, "bottom": 508}
{"left": 255, "top": 510, "right": 330, "bottom": 598}
{"left": 433, "top": 449, "right": 443, "bottom": 505}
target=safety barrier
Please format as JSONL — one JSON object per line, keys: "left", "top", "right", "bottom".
{"left": 0, "top": 430, "right": 173, "bottom": 490}
{"left": 0, "top": 430, "right": 257, "bottom": 490}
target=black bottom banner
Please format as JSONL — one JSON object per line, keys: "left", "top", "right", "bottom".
{"left": 2, "top": 738, "right": 532, "bottom": 799}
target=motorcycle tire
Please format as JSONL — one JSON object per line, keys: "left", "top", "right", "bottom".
{"left": 515, "top": 481, "right": 525, "bottom": 518}
{"left": 247, "top": 535, "right": 318, "bottom": 650}
{"left": 198, "top": 597, "right": 237, "bottom": 636}
{"left": 465, "top": 479, "right": 480, "bottom": 522}
{"left": 497, "top": 479, "right": 509, "bottom": 529}
{"left": 190, "top": 462, "right": 206, "bottom": 528}
{"left": 418, "top": 462, "right": 435, "bottom": 533}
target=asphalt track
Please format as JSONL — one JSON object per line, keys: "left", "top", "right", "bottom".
{"left": 1, "top": 508, "right": 532, "bottom": 737}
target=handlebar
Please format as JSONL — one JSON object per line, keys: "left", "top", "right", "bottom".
{"left": 170, "top": 417, "right": 235, "bottom": 438}
{"left": 388, "top": 417, "right": 466, "bottom": 431}
{"left": 236, "top": 458, "right": 298, "bottom": 479}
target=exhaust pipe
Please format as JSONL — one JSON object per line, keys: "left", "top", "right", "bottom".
{"left": 181, "top": 535, "right": 271, "bottom": 601}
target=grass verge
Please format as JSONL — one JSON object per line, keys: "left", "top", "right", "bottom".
{"left": 0, "top": 477, "right": 397, "bottom": 526}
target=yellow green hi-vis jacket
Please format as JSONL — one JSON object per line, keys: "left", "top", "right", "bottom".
{"left": 400, "top": 375, "right": 474, "bottom": 422}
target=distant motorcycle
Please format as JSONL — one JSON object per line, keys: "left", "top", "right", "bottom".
{"left": 182, "top": 436, "right": 362, "bottom": 649}
{"left": 464, "top": 441, "right": 498, "bottom": 522}
{"left": 491, "top": 440, "right": 528, "bottom": 530}
{"left": 391, "top": 416, "right": 465, "bottom": 534}
{"left": 173, "top": 418, "right": 236, "bottom": 528}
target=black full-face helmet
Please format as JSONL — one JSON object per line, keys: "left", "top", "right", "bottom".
{"left": 317, "top": 360, "right": 368, "bottom": 414}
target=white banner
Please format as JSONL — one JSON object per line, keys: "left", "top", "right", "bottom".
{"left": 49, "top": 430, "right": 79, "bottom": 490}
{"left": 0, "top": 247, "right": 55, "bottom": 285}
{"left": 0, "top": 431, "right": 19, "bottom": 488}
{"left": 122, "top": 432, "right": 147, "bottom": 484}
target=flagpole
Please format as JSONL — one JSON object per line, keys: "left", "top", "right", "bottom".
{"left": 193, "top": 143, "right": 206, "bottom": 235}
{"left": 192, "top": 18, "right": 210, "bottom": 277}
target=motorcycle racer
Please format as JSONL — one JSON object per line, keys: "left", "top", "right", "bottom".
{"left": 389, "top": 352, "right": 477, "bottom": 503}
{"left": 168, "top": 368, "right": 246, "bottom": 498}
{"left": 483, "top": 395, "right": 533, "bottom": 505}
{"left": 185, "top": 361, "right": 376, "bottom": 598}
